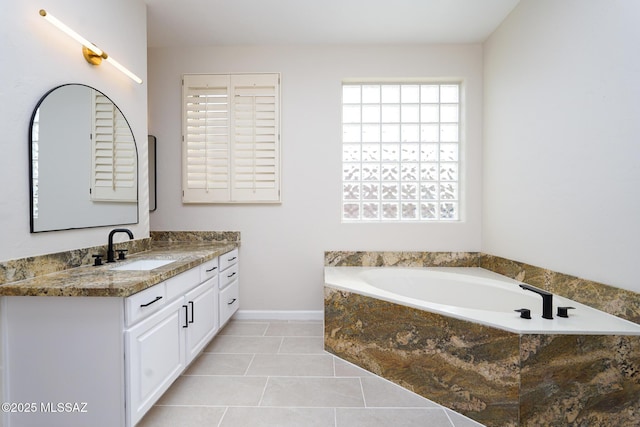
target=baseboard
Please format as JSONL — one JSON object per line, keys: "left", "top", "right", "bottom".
{"left": 233, "top": 310, "right": 323, "bottom": 321}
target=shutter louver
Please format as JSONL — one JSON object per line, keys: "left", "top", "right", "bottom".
{"left": 91, "top": 91, "right": 137, "bottom": 202}
{"left": 182, "top": 74, "right": 231, "bottom": 202}
{"left": 231, "top": 74, "right": 279, "bottom": 202}
{"left": 182, "top": 73, "right": 280, "bottom": 203}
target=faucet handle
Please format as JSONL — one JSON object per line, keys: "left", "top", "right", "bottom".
{"left": 557, "top": 306, "right": 575, "bottom": 318}
{"left": 515, "top": 308, "right": 531, "bottom": 319}
{"left": 116, "top": 249, "right": 128, "bottom": 260}
{"left": 92, "top": 254, "right": 104, "bottom": 266}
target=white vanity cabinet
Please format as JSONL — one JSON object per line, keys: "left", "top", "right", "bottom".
{"left": 218, "top": 248, "right": 239, "bottom": 327}
{"left": 125, "top": 260, "right": 219, "bottom": 427}
{"left": 0, "top": 249, "right": 236, "bottom": 427}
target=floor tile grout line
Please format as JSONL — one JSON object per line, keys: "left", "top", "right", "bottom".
{"left": 178, "top": 374, "right": 385, "bottom": 380}
{"left": 332, "top": 355, "right": 336, "bottom": 377}
{"left": 215, "top": 406, "right": 229, "bottom": 427}
{"left": 152, "top": 403, "right": 444, "bottom": 410}
{"left": 256, "top": 374, "right": 270, "bottom": 407}
{"left": 358, "top": 377, "right": 368, "bottom": 408}
{"left": 243, "top": 353, "right": 257, "bottom": 376}
{"left": 443, "top": 408, "right": 457, "bottom": 427}
{"left": 203, "top": 349, "right": 333, "bottom": 355}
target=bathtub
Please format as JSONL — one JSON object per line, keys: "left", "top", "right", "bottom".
{"left": 324, "top": 266, "right": 640, "bottom": 426}
{"left": 324, "top": 266, "right": 640, "bottom": 335}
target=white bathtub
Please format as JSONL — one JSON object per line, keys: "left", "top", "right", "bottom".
{"left": 324, "top": 267, "right": 640, "bottom": 335}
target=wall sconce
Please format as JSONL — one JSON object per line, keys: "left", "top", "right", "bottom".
{"left": 39, "top": 9, "right": 143, "bottom": 85}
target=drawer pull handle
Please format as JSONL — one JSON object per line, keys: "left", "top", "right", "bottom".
{"left": 189, "top": 301, "right": 195, "bottom": 323}
{"left": 228, "top": 298, "right": 237, "bottom": 305}
{"left": 227, "top": 272, "right": 237, "bottom": 279}
{"left": 182, "top": 305, "right": 189, "bottom": 328}
{"left": 206, "top": 266, "right": 218, "bottom": 272}
{"left": 140, "top": 296, "right": 162, "bottom": 307}
{"left": 227, "top": 256, "right": 237, "bottom": 262}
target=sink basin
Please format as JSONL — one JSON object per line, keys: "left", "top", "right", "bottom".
{"left": 110, "top": 259, "right": 176, "bottom": 271}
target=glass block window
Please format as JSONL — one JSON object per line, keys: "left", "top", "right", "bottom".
{"left": 342, "top": 83, "right": 460, "bottom": 221}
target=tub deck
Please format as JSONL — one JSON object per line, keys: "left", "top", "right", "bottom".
{"left": 325, "top": 267, "right": 640, "bottom": 335}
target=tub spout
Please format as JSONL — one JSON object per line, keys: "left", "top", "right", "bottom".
{"left": 519, "top": 284, "right": 553, "bottom": 319}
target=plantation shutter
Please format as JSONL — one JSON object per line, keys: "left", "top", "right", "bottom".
{"left": 91, "top": 91, "right": 137, "bottom": 202}
{"left": 182, "top": 73, "right": 281, "bottom": 203}
{"left": 182, "top": 74, "right": 231, "bottom": 202}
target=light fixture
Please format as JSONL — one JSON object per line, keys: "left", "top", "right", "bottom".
{"left": 39, "top": 9, "right": 143, "bottom": 84}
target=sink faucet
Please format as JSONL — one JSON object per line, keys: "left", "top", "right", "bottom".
{"left": 107, "top": 228, "right": 134, "bottom": 263}
{"left": 519, "top": 284, "right": 553, "bottom": 319}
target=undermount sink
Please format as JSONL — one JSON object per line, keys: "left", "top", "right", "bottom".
{"left": 110, "top": 259, "right": 176, "bottom": 271}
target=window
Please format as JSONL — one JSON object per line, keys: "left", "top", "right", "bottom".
{"left": 91, "top": 91, "right": 137, "bottom": 202}
{"left": 182, "top": 73, "right": 281, "bottom": 203}
{"left": 342, "top": 82, "right": 460, "bottom": 221}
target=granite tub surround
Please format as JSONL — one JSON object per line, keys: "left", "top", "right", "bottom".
{"left": 480, "top": 254, "right": 640, "bottom": 325}
{"left": 325, "top": 251, "right": 480, "bottom": 268}
{"left": 0, "top": 237, "right": 151, "bottom": 286}
{"left": 324, "top": 286, "right": 520, "bottom": 426}
{"left": 324, "top": 286, "right": 640, "bottom": 427}
{"left": 519, "top": 334, "right": 640, "bottom": 426}
{"left": 0, "top": 240, "right": 238, "bottom": 297}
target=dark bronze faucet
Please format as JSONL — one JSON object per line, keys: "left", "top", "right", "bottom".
{"left": 519, "top": 283, "right": 553, "bottom": 319}
{"left": 107, "top": 228, "right": 134, "bottom": 263}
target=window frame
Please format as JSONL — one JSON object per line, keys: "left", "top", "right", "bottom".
{"left": 341, "top": 80, "right": 462, "bottom": 222}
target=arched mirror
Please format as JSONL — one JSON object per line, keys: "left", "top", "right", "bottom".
{"left": 29, "top": 84, "right": 138, "bottom": 232}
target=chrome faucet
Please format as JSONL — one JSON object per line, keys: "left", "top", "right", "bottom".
{"left": 519, "top": 284, "right": 553, "bottom": 319}
{"left": 107, "top": 228, "right": 134, "bottom": 263}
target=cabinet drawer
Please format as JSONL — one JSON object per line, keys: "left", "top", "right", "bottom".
{"left": 219, "top": 248, "right": 238, "bottom": 271}
{"left": 200, "top": 257, "right": 219, "bottom": 282}
{"left": 125, "top": 283, "right": 167, "bottom": 326}
{"left": 165, "top": 268, "right": 201, "bottom": 302}
{"left": 219, "top": 263, "right": 239, "bottom": 289}
{"left": 219, "top": 279, "right": 239, "bottom": 327}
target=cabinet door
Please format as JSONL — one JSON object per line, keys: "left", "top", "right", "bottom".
{"left": 184, "top": 277, "right": 219, "bottom": 363}
{"left": 219, "top": 279, "right": 239, "bottom": 327}
{"left": 125, "top": 298, "right": 186, "bottom": 427}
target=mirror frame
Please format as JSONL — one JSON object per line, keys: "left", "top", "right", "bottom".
{"left": 149, "top": 135, "right": 157, "bottom": 212}
{"left": 29, "top": 83, "right": 139, "bottom": 233}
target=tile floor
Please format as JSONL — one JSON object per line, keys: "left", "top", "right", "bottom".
{"left": 138, "top": 320, "right": 485, "bottom": 427}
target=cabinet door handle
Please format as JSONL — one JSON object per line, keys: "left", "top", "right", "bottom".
{"left": 228, "top": 298, "right": 237, "bottom": 305}
{"left": 182, "top": 305, "right": 189, "bottom": 328}
{"left": 227, "top": 272, "right": 237, "bottom": 279}
{"left": 140, "top": 296, "right": 162, "bottom": 307}
{"left": 188, "top": 301, "right": 194, "bottom": 324}
{"left": 227, "top": 256, "right": 237, "bottom": 262}
{"left": 206, "top": 266, "right": 217, "bottom": 272}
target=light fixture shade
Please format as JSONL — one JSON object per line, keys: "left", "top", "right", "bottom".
{"left": 105, "top": 56, "right": 143, "bottom": 85}
{"left": 39, "top": 9, "right": 143, "bottom": 84}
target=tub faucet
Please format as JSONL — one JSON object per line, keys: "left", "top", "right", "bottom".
{"left": 519, "top": 284, "right": 553, "bottom": 319}
{"left": 107, "top": 228, "right": 134, "bottom": 263}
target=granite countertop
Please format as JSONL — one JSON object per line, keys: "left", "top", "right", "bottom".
{"left": 0, "top": 241, "right": 238, "bottom": 298}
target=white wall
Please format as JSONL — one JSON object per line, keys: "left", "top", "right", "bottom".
{"left": 148, "top": 45, "right": 484, "bottom": 311}
{"left": 0, "top": 0, "right": 148, "bottom": 261}
{"left": 483, "top": 0, "right": 640, "bottom": 292}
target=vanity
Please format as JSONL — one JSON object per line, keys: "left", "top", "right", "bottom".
{"left": 3, "top": 81, "right": 243, "bottom": 426}
{"left": 0, "top": 242, "right": 239, "bottom": 427}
